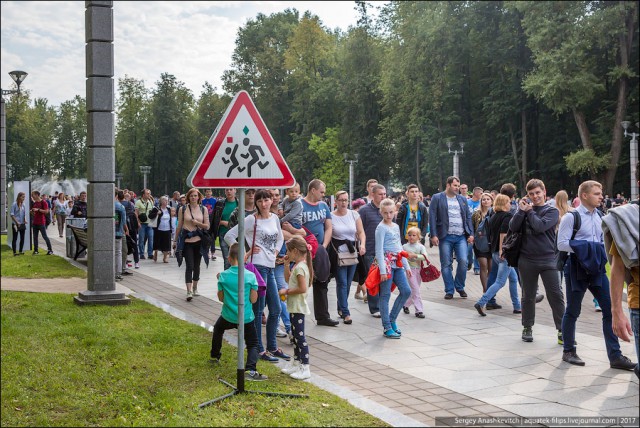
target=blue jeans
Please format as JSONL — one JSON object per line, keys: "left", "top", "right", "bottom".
{"left": 335, "top": 263, "right": 357, "bottom": 317}
{"left": 32, "top": 224, "right": 52, "bottom": 252}
{"left": 219, "top": 234, "right": 231, "bottom": 270}
{"left": 439, "top": 234, "right": 468, "bottom": 295}
{"left": 378, "top": 267, "right": 412, "bottom": 331}
{"left": 630, "top": 308, "right": 639, "bottom": 374}
{"left": 477, "top": 252, "right": 521, "bottom": 310}
{"left": 561, "top": 259, "right": 621, "bottom": 361}
{"left": 253, "top": 265, "right": 281, "bottom": 353}
{"left": 138, "top": 223, "right": 154, "bottom": 258}
{"left": 364, "top": 254, "right": 379, "bottom": 314}
{"left": 274, "top": 263, "right": 291, "bottom": 333}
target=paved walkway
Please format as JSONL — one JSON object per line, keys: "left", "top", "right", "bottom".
{"left": 3, "top": 228, "right": 638, "bottom": 427}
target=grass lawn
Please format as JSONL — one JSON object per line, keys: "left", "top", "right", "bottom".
{"left": 1, "top": 291, "right": 388, "bottom": 427}
{"left": 1, "top": 235, "right": 86, "bottom": 279}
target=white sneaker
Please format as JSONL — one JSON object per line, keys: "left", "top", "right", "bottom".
{"left": 186, "top": 291, "right": 193, "bottom": 302}
{"left": 290, "top": 364, "right": 311, "bottom": 380}
{"left": 193, "top": 287, "right": 200, "bottom": 297}
{"left": 276, "top": 327, "right": 287, "bottom": 338}
{"left": 134, "top": 263, "right": 140, "bottom": 269}
{"left": 281, "top": 359, "right": 301, "bottom": 375}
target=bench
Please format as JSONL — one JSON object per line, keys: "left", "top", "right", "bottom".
{"left": 68, "top": 225, "right": 88, "bottom": 260}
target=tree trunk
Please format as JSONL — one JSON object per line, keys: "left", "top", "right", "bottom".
{"left": 572, "top": 109, "right": 592, "bottom": 150}
{"left": 508, "top": 121, "right": 523, "bottom": 191}
{"left": 521, "top": 110, "right": 527, "bottom": 188}
{"left": 604, "top": 1, "right": 636, "bottom": 195}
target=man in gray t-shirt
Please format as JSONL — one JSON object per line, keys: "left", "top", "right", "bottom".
{"left": 428, "top": 176, "right": 474, "bottom": 299}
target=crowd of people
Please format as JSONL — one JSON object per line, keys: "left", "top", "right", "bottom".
{"left": 8, "top": 171, "right": 638, "bottom": 383}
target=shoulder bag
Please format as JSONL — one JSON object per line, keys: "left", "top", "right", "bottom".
{"left": 138, "top": 200, "right": 149, "bottom": 223}
{"left": 332, "top": 211, "right": 359, "bottom": 266}
{"left": 244, "top": 215, "right": 267, "bottom": 296}
{"left": 501, "top": 216, "right": 526, "bottom": 268}
{"left": 332, "top": 242, "right": 359, "bottom": 266}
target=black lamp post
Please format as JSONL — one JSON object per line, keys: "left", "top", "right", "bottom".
{"left": 1, "top": 70, "right": 28, "bottom": 235}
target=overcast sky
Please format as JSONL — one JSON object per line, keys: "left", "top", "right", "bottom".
{"left": 1, "top": 1, "right": 381, "bottom": 106}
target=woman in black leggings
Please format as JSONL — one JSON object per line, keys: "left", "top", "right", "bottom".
{"left": 174, "top": 188, "right": 209, "bottom": 301}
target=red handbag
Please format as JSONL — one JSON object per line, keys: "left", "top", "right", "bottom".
{"left": 420, "top": 259, "right": 441, "bottom": 282}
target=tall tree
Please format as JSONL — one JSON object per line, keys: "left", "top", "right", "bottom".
{"left": 115, "top": 76, "right": 150, "bottom": 191}
{"left": 284, "top": 12, "right": 341, "bottom": 186}
{"left": 53, "top": 95, "right": 86, "bottom": 179}
{"left": 148, "top": 73, "right": 195, "bottom": 194}
{"left": 222, "top": 10, "right": 299, "bottom": 158}
{"left": 516, "top": 0, "right": 639, "bottom": 194}
{"left": 336, "top": 1, "right": 389, "bottom": 195}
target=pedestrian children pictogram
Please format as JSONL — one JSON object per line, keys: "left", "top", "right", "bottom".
{"left": 188, "top": 90, "right": 295, "bottom": 188}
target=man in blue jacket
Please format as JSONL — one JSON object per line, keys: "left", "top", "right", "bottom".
{"left": 558, "top": 180, "right": 636, "bottom": 371}
{"left": 429, "top": 176, "right": 474, "bottom": 299}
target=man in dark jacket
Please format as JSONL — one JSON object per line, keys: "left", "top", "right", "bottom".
{"left": 396, "top": 184, "right": 429, "bottom": 244}
{"left": 428, "top": 176, "right": 474, "bottom": 300}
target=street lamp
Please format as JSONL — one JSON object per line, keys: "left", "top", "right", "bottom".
{"left": 344, "top": 154, "right": 358, "bottom": 204}
{"left": 115, "top": 172, "right": 123, "bottom": 189}
{"left": 139, "top": 165, "right": 151, "bottom": 190}
{"left": 621, "top": 121, "right": 639, "bottom": 201}
{"left": 447, "top": 141, "right": 465, "bottom": 179}
{"left": 1, "top": 70, "right": 28, "bottom": 235}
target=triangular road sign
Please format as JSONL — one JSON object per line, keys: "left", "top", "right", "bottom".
{"left": 188, "top": 90, "right": 295, "bottom": 188}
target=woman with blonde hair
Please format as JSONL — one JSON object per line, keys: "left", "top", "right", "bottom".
{"left": 471, "top": 192, "right": 494, "bottom": 294}
{"left": 174, "top": 188, "right": 209, "bottom": 301}
{"left": 474, "top": 194, "right": 522, "bottom": 316}
{"left": 555, "top": 190, "right": 572, "bottom": 229}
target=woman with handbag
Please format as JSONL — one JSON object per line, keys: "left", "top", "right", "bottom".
{"left": 471, "top": 193, "right": 494, "bottom": 294}
{"left": 474, "top": 194, "right": 522, "bottom": 316}
{"left": 153, "top": 196, "right": 174, "bottom": 263}
{"left": 173, "top": 188, "right": 209, "bottom": 301}
{"left": 225, "top": 189, "right": 289, "bottom": 363}
{"left": 329, "top": 191, "right": 366, "bottom": 324}
{"left": 10, "top": 192, "right": 27, "bottom": 256}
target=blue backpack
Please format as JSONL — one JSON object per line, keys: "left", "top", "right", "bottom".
{"left": 474, "top": 211, "right": 492, "bottom": 253}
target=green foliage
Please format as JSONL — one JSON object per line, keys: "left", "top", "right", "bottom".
{"left": 565, "top": 148, "right": 612, "bottom": 177}
{"left": 308, "top": 127, "right": 349, "bottom": 194}
{"left": 1, "top": 291, "right": 388, "bottom": 427}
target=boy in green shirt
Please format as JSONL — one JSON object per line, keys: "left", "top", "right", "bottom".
{"left": 210, "top": 243, "right": 267, "bottom": 381}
